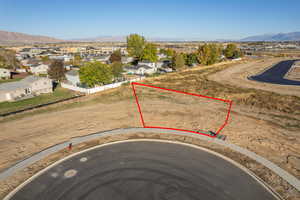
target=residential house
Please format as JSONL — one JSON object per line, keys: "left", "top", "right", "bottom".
{"left": 49, "top": 55, "right": 73, "bottom": 62}
{"left": 157, "top": 53, "right": 167, "bottom": 60}
{"left": 138, "top": 60, "right": 156, "bottom": 68}
{"left": 96, "top": 55, "right": 110, "bottom": 63}
{"left": 30, "top": 64, "right": 49, "bottom": 75}
{"left": 65, "top": 70, "right": 80, "bottom": 86}
{"left": 0, "top": 68, "right": 11, "bottom": 79}
{"left": 21, "top": 58, "right": 40, "bottom": 67}
{"left": 121, "top": 56, "right": 134, "bottom": 64}
{"left": 16, "top": 68, "right": 27, "bottom": 73}
{"left": 0, "top": 76, "right": 52, "bottom": 102}
{"left": 124, "top": 65, "right": 156, "bottom": 75}
{"left": 159, "top": 67, "right": 173, "bottom": 73}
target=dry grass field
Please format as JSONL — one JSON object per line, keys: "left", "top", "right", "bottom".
{"left": 0, "top": 58, "right": 299, "bottom": 199}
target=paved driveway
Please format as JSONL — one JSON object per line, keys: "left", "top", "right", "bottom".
{"left": 249, "top": 60, "right": 300, "bottom": 85}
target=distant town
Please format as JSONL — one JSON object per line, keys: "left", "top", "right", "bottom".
{"left": 0, "top": 34, "right": 300, "bottom": 106}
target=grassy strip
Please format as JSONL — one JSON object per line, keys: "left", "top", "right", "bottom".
{"left": 0, "top": 87, "right": 77, "bottom": 115}
{"left": 0, "top": 78, "right": 22, "bottom": 84}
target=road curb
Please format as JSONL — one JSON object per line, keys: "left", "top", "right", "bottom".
{"left": 3, "top": 139, "right": 283, "bottom": 200}
{"left": 0, "top": 127, "right": 299, "bottom": 192}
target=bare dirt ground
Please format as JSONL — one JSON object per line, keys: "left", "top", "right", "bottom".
{"left": 286, "top": 61, "right": 300, "bottom": 81}
{"left": 209, "top": 57, "right": 300, "bottom": 97}
{"left": 0, "top": 59, "right": 300, "bottom": 199}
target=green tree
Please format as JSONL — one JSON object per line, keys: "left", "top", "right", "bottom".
{"left": 141, "top": 43, "right": 158, "bottom": 62}
{"left": 126, "top": 34, "right": 146, "bottom": 60}
{"left": 109, "top": 49, "right": 122, "bottom": 63}
{"left": 185, "top": 53, "right": 198, "bottom": 66}
{"left": 209, "top": 44, "right": 222, "bottom": 64}
{"left": 48, "top": 60, "right": 66, "bottom": 82}
{"left": 224, "top": 43, "right": 236, "bottom": 59}
{"left": 41, "top": 56, "right": 50, "bottom": 63}
{"left": 172, "top": 53, "right": 185, "bottom": 70}
{"left": 233, "top": 49, "right": 243, "bottom": 58}
{"left": 111, "top": 62, "right": 124, "bottom": 78}
{"left": 79, "top": 61, "right": 113, "bottom": 87}
{"left": 160, "top": 48, "right": 175, "bottom": 58}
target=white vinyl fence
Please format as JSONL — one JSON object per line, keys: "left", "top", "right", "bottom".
{"left": 61, "top": 77, "right": 145, "bottom": 94}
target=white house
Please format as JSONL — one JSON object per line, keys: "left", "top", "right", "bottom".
{"left": 121, "top": 56, "right": 134, "bottom": 64}
{"left": 65, "top": 70, "right": 80, "bottom": 86}
{"left": 157, "top": 53, "right": 167, "bottom": 60}
{"left": 0, "top": 68, "right": 11, "bottom": 79}
{"left": 138, "top": 60, "right": 156, "bottom": 69}
{"left": 16, "top": 68, "right": 27, "bottom": 73}
{"left": 124, "top": 65, "right": 156, "bottom": 75}
{"left": 0, "top": 76, "right": 52, "bottom": 102}
{"left": 96, "top": 55, "right": 110, "bottom": 63}
{"left": 156, "top": 61, "right": 164, "bottom": 68}
{"left": 30, "top": 64, "right": 49, "bottom": 75}
{"left": 49, "top": 55, "right": 73, "bottom": 62}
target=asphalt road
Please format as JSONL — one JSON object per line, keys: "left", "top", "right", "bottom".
{"left": 248, "top": 59, "right": 300, "bottom": 85}
{"left": 8, "top": 141, "right": 278, "bottom": 200}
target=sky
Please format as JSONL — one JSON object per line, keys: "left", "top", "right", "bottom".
{"left": 0, "top": 0, "right": 299, "bottom": 40}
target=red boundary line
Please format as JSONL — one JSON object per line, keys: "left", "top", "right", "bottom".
{"left": 132, "top": 82, "right": 231, "bottom": 103}
{"left": 131, "top": 82, "right": 233, "bottom": 138}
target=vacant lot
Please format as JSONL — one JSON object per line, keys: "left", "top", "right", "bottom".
{"left": 0, "top": 58, "right": 299, "bottom": 198}
{"left": 209, "top": 57, "right": 300, "bottom": 97}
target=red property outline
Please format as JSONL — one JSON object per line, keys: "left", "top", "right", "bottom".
{"left": 131, "top": 82, "right": 233, "bottom": 138}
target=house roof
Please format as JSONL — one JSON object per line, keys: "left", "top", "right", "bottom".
{"left": 66, "top": 70, "right": 79, "bottom": 76}
{"left": 0, "top": 76, "right": 50, "bottom": 92}
{"left": 139, "top": 60, "right": 153, "bottom": 63}
{"left": 124, "top": 65, "right": 152, "bottom": 70}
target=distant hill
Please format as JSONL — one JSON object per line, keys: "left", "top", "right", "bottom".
{"left": 73, "top": 35, "right": 200, "bottom": 42}
{"left": 0, "top": 30, "right": 63, "bottom": 44}
{"left": 240, "top": 32, "right": 300, "bottom": 41}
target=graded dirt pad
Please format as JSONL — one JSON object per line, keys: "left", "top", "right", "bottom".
{"left": 0, "top": 59, "right": 300, "bottom": 199}
{"left": 133, "top": 84, "right": 230, "bottom": 133}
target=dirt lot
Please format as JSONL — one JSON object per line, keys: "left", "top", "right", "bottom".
{"left": 0, "top": 58, "right": 299, "bottom": 199}
{"left": 209, "top": 57, "right": 300, "bottom": 97}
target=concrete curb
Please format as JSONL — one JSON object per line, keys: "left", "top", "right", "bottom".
{"left": 0, "top": 127, "right": 299, "bottom": 192}
{"left": 3, "top": 139, "right": 282, "bottom": 200}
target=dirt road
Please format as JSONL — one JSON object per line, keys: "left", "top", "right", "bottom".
{"left": 209, "top": 58, "right": 300, "bottom": 97}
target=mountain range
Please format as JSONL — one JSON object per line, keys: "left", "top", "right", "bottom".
{"left": 240, "top": 32, "right": 300, "bottom": 41}
{"left": 0, "top": 30, "right": 300, "bottom": 44}
{"left": 0, "top": 30, "right": 63, "bottom": 44}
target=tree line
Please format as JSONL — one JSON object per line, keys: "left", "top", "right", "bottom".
{"left": 38, "top": 34, "right": 244, "bottom": 88}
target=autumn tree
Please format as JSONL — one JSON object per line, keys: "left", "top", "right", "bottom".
{"left": 197, "top": 44, "right": 221, "bottom": 65}
{"left": 141, "top": 43, "right": 158, "bottom": 62}
{"left": 72, "top": 53, "right": 82, "bottom": 66}
{"left": 126, "top": 34, "right": 146, "bottom": 60}
{"left": 0, "top": 49, "right": 20, "bottom": 70}
{"left": 48, "top": 60, "right": 66, "bottom": 82}
{"left": 79, "top": 61, "right": 113, "bottom": 87}
{"left": 109, "top": 49, "right": 122, "bottom": 63}
{"left": 172, "top": 53, "right": 185, "bottom": 70}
